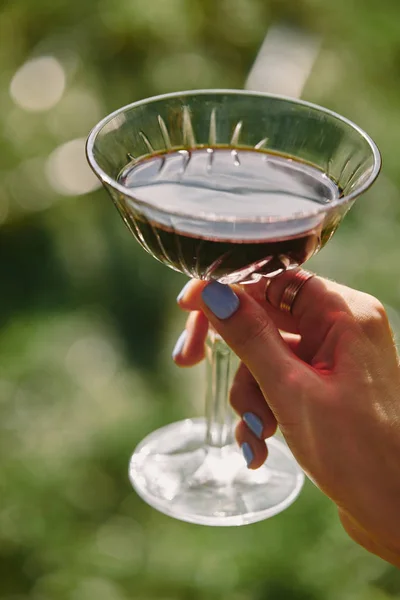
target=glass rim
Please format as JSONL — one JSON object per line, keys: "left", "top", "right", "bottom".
{"left": 86, "top": 89, "right": 382, "bottom": 225}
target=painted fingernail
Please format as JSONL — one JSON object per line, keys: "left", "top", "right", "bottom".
{"left": 172, "top": 330, "right": 187, "bottom": 359}
{"left": 201, "top": 281, "right": 239, "bottom": 320}
{"left": 177, "top": 280, "right": 192, "bottom": 303}
{"left": 241, "top": 442, "right": 254, "bottom": 468}
{"left": 243, "top": 412, "right": 264, "bottom": 439}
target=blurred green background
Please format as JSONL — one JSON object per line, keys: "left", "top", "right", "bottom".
{"left": 1, "top": 0, "right": 400, "bottom": 598}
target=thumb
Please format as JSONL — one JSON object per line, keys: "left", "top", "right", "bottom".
{"left": 200, "top": 281, "right": 317, "bottom": 424}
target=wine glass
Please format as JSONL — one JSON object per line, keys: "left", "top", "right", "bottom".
{"left": 86, "top": 90, "right": 381, "bottom": 526}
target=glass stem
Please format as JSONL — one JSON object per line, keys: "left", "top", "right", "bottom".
{"left": 204, "top": 329, "right": 235, "bottom": 448}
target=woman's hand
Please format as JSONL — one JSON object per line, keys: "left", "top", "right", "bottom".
{"left": 173, "top": 273, "right": 400, "bottom": 568}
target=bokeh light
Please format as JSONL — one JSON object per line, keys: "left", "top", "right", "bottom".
{"left": 45, "top": 138, "right": 101, "bottom": 195}
{"left": 246, "top": 24, "right": 321, "bottom": 97}
{"left": 10, "top": 56, "right": 66, "bottom": 112}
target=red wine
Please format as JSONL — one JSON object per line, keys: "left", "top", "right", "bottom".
{"left": 117, "top": 148, "right": 340, "bottom": 283}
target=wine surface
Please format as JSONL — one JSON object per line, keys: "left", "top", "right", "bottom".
{"left": 118, "top": 148, "right": 340, "bottom": 282}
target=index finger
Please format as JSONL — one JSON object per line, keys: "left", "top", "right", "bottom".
{"left": 177, "top": 275, "right": 342, "bottom": 339}
{"left": 177, "top": 279, "right": 207, "bottom": 310}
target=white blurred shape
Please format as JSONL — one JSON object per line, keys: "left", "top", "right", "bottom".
{"left": 45, "top": 138, "right": 101, "bottom": 196}
{"left": 65, "top": 336, "right": 118, "bottom": 391}
{"left": 245, "top": 24, "right": 321, "bottom": 98}
{"left": 101, "top": 112, "right": 126, "bottom": 133}
{"left": 10, "top": 56, "right": 66, "bottom": 112}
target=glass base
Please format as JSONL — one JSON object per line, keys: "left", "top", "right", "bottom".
{"left": 129, "top": 418, "right": 304, "bottom": 526}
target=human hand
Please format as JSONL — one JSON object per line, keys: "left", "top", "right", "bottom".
{"left": 173, "top": 273, "right": 400, "bottom": 567}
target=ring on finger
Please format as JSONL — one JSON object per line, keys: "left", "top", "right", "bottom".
{"left": 279, "top": 270, "right": 315, "bottom": 314}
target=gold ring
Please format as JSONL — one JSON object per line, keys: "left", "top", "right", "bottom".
{"left": 279, "top": 270, "right": 315, "bottom": 314}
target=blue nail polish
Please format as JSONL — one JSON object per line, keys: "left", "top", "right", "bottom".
{"left": 241, "top": 442, "right": 254, "bottom": 468}
{"left": 177, "top": 280, "right": 191, "bottom": 303}
{"left": 201, "top": 281, "right": 239, "bottom": 320}
{"left": 243, "top": 412, "right": 264, "bottom": 440}
{"left": 172, "top": 330, "right": 187, "bottom": 359}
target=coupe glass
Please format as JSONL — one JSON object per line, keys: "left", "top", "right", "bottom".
{"left": 86, "top": 90, "right": 381, "bottom": 526}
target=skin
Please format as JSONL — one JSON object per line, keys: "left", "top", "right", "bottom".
{"left": 173, "top": 272, "right": 400, "bottom": 568}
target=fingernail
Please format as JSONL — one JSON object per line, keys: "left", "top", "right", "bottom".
{"left": 201, "top": 281, "right": 239, "bottom": 320}
{"left": 172, "top": 330, "right": 187, "bottom": 359}
{"left": 241, "top": 442, "right": 254, "bottom": 468}
{"left": 177, "top": 280, "right": 191, "bottom": 303}
{"left": 243, "top": 412, "right": 264, "bottom": 439}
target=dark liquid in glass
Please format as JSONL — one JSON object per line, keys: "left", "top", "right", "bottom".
{"left": 118, "top": 148, "right": 340, "bottom": 283}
